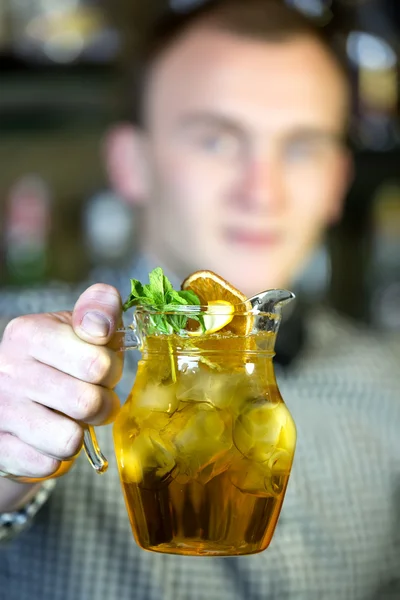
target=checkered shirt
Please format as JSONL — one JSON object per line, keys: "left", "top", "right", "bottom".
{"left": 1, "top": 259, "right": 400, "bottom": 600}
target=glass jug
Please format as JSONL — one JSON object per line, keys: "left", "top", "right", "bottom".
{"left": 87, "top": 290, "right": 297, "bottom": 557}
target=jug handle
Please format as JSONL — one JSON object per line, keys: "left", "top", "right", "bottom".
{"left": 83, "top": 325, "right": 141, "bottom": 474}
{"left": 83, "top": 427, "right": 109, "bottom": 474}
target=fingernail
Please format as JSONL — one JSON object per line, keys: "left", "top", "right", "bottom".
{"left": 81, "top": 312, "right": 111, "bottom": 338}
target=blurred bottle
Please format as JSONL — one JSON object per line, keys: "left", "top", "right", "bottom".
{"left": 8, "top": 0, "right": 119, "bottom": 65}
{"left": 0, "top": 0, "right": 10, "bottom": 52}
{"left": 347, "top": 25, "right": 399, "bottom": 151}
{"left": 82, "top": 190, "right": 136, "bottom": 270}
{"left": 369, "top": 182, "right": 400, "bottom": 330}
{"left": 0, "top": 204, "right": 6, "bottom": 287}
{"left": 4, "top": 175, "right": 52, "bottom": 286}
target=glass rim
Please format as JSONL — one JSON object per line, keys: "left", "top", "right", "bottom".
{"left": 133, "top": 305, "right": 279, "bottom": 318}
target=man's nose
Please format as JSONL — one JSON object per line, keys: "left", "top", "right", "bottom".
{"left": 231, "top": 155, "right": 285, "bottom": 213}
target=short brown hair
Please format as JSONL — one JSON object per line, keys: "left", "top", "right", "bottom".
{"left": 117, "top": 0, "right": 348, "bottom": 124}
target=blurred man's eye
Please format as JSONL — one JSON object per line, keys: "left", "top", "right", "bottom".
{"left": 284, "top": 138, "right": 337, "bottom": 163}
{"left": 284, "top": 141, "right": 321, "bottom": 161}
{"left": 193, "top": 130, "right": 241, "bottom": 157}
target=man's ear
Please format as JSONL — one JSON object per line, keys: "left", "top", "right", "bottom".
{"left": 102, "top": 124, "right": 150, "bottom": 205}
{"left": 328, "top": 149, "right": 355, "bottom": 225}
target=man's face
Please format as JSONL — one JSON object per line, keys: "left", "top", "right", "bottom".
{"left": 134, "top": 27, "right": 350, "bottom": 295}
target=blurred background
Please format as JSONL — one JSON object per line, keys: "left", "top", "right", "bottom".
{"left": 0, "top": 0, "right": 399, "bottom": 330}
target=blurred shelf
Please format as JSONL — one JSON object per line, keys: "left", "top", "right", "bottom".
{"left": 0, "top": 130, "right": 107, "bottom": 208}
{"left": 0, "top": 66, "right": 121, "bottom": 132}
{"left": 344, "top": 148, "right": 400, "bottom": 223}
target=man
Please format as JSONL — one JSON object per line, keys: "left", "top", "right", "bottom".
{"left": 0, "top": 1, "right": 399, "bottom": 599}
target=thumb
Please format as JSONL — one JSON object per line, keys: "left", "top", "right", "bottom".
{"left": 72, "top": 283, "right": 123, "bottom": 345}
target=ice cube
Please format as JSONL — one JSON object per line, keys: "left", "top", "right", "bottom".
{"left": 176, "top": 373, "right": 210, "bottom": 405}
{"left": 264, "top": 449, "right": 292, "bottom": 496}
{"left": 161, "top": 403, "right": 198, "bottom": 442}
{"left": 278, "top": 411, "right": 296, "bottom": 454}
{"left": 204, "top": 373, "right": 245, "bottom": 411}
{"left": 176, "top": 371, "right": 244, "bottom": 412}
{"left": 135, "top": 383, "right": 179, "bottom": 415}
{"left": 229, "top": 457, "right": 272, "bottom": 498}
{"left": 174, "top": 404, "right": 226, "bottom": 450}
{"left": 196, "top": 445, "right": 236, "bottom": 485}
{"left": 120, "top": 428, "right": 177, "bottom": 487}
{"left": 140, "top": 412, "right": 171, "bottom": 432}
{"left": 233, "top": 400, "right": 286, "bottom": 462}
{"left": 228, "top": 449, "right": 290, "bottom": 498}
{"left": 165, "top": 403, "right": 231, "bottom": 479}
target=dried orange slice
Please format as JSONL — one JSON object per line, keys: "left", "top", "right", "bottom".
{"left": 182, "top": 270, "right": 253, "bottom": 336}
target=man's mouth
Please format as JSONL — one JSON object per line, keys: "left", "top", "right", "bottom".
{"left": 224, "top": 227, "right": 282, "bottom": 249}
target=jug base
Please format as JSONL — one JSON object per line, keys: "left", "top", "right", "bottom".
{"left": 143, "top": 539, "right": 268, "bottom": 557}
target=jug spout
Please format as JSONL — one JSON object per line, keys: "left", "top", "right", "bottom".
{"left": 248, "top": 289, "right": 296, "bottom": 314}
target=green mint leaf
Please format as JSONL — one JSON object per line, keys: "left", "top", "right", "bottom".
{"left": 177, "top": 290, "right": 201, "bottom": 305}
{"left": 165, "top": 290, "right": 189, "bottom": 306}
{"left": 148, "top": 267, "right": 174, "bottom": 301}
{"left": 142, "top": 284, "right": 157, "bottom": 301}
{"left": 130, "top": 279, "right": 145, "bottom": 299}
{"left": 148, "top": 267, "right": 164, "bottom": 298}
{"left": 123, "top": 267, "right": 205, "bottom": 336}
{"left": 123, "top": 295, "right": 149, "bottom": 312}
{"left": 162, "top": 273, "right": 173, "bottom": 295}
{"left": 123, "top": 279, "right": 149, "bottom": 312}
{"left": 164, "top": 289, "right": 202, "bottom": 308}
{"left": 198, "top": 314, "right": 206, "bottom": 333}
{"left": 149, "top": 314, "right": 172, "bottom": 335}
{"left": 162, "top": 303, "right": 183, "bottom": 312}
{"left": 168, "top": 314, "right": 188, "bottom": 333}
{"left": 125, "top": 296, "right": 150, "bottom": 307}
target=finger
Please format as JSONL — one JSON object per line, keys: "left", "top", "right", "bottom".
{"left": 1, "top": 311, "right": 124, "bottom": 388}
{"left": 1, "top": 359, "right": 121, "bottom": 426}
{"left": 72, "top": 284, "right": 123, "bottom": 346}
{"left": 0, "top": 432, "right": 61, "bottom": 479}
{"left": 1, "top": 397, "right": 84, "bottom": 460}
{"left": 9, "top": 316, "right": 124, "bottom": 387}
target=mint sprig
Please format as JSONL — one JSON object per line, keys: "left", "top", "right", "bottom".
{"left": 123, "top": 267, "right": 205, "bottom": 335}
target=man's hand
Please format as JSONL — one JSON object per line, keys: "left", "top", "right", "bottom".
{"left": 0, "top": 284, "right": 123, "bottom": 481}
